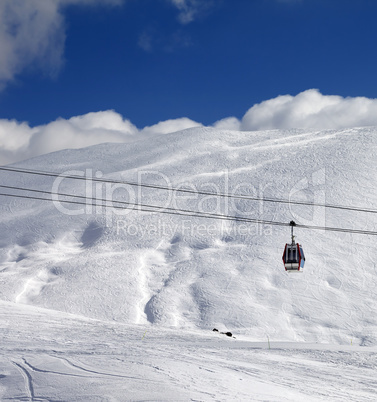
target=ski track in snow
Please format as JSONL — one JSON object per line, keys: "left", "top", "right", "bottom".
{"left": 11, "top": 361, "right": 36, "bottom": 401}
{"left": 1, "top": 302, "right": 377, "bottom": 401}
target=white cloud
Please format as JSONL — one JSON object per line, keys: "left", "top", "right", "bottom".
{"left": 0, "top": 110, "right": 137, "bottom": 165}
{"left": 138, "top": 31, "right": 153, "bottom": 52}
{"left": 0, "top": 111, "right": 202, "bottom": 165}
{"left": 3, "top": 89, "right": 377, "bottom": 165}
{"left": 28, "top": 111, "right": 139, "bottom": 158}
{"left": 213, "top": 117, "right": 241, "bottom": 131}
{"left": 0, "top": 0, "right": 214, "bottom": 89}
{"left": 0, "top": 0, "right": 64, "bottom": 87}
{"left": 168, "top": 0, "right": 214, "bottom": 24}
{"left": 141, "top": 117, "right": 202, "bottom": 135}
{"left": 240, "top": 89, "right": 377, "bottom": 131}
{"left": 0, "top": 119, "right": 38, "bottom": 165}
{"left": 0, "top": 0, "right": 123, "bottom": 89}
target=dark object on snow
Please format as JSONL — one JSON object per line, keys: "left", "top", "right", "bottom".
{"left": 213, "top": 328, "right": 234, "bottom": 338}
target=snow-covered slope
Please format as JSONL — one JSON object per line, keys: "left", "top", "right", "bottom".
{"left": 2, "top": 126, "right": 376, "bottom": 341}
{"left": 1, "top": 126, "right": 377, "bottom": 400}
{"left": 2, "top": 300, "right": 376, "bottom": 401}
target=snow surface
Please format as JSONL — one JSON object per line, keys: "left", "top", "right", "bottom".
{"left": 1, "top": 126, "right": 377, "bottom": 400}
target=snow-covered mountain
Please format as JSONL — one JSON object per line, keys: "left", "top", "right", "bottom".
{"left": 1, "top": 126, "right": 377, "bottom": 400}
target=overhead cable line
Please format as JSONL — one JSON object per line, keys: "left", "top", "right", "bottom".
{"left": 1, "top": 187, "right": 377, "bottom": 237}
{"left": 2, "top": 166, "right": 377, "bottom": 215}
{"left": 0, "top": 190, "right": 286, "bottom": 226}
{"left": 0, "top": 183, "right": 259, "bottom": 224}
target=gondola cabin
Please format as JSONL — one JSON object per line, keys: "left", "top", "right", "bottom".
{"left": 282, "top": 243, "right": 305, "bottom": 272}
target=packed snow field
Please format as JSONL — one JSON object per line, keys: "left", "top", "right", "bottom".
{"left": 1, "top": 126, "right": 377, "bottom": 400}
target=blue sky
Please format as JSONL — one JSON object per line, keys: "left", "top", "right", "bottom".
{"left": 1, "top": 0, "right": 377, "bottom": 128}
{"left": 3, "top": 0, "right": 377, "bottom": 165}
